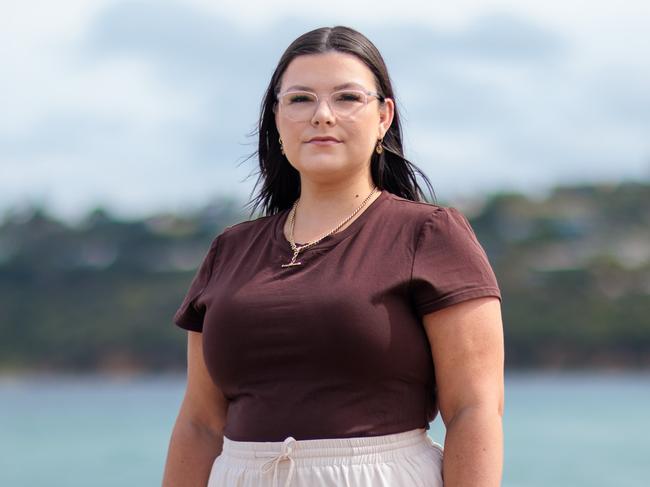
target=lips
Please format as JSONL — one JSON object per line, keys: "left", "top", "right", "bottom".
{"left": 307, "top": 136, "right": 341, "bottom": 142}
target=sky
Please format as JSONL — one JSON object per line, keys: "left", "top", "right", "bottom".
{"left": 1, "top": 1, "right": 649, "bottom": 224}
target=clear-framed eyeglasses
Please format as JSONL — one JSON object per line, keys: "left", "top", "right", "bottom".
{"left": 275, "top": 88, "right": 385, "bottom": 122}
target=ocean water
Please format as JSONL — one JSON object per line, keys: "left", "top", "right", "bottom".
{"left": 1, "top": 371, "right": 648, "bottom": 486}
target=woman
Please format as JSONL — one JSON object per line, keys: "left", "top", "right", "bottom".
{"left": 162, "top": 25, "right": 504, "bottom": 487}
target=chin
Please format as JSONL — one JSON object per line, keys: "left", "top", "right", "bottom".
{"left": 296, "top": 157, "right": 347, "bottom": 173}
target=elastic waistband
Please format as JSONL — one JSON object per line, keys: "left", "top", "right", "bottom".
{"left": 220, "top": 428, "right": 441, "bottom": 468}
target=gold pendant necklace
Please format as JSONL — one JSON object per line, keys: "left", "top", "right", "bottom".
{"left": 281, "top": 247, "right": 303, "bottom": 267}
{"left": 280, "top": 187, "right": 379, "bottom": 268}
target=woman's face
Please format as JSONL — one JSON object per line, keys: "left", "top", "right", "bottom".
{"left": 274, "top": 51, "right": 394, "bottom": 184}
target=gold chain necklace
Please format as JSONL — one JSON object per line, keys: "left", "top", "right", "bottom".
{"left": 281, "top": 186, "right": 379, "bottom": 268}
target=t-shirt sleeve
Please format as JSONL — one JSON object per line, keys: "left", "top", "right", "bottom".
{"left": 410, "top": 206, "right": 502, "bottom": 317}
{"left": 172, "top": 235, "right": 221, "bottom": 332}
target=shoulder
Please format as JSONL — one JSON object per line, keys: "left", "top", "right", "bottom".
{"left": 381, "top": 192, "right": 483, "bottom": 256}
{"left": 383, "top": 191, "right": 464, "bottom": 231}
{"left": 216, "top": 211, "right": 281, "bottom": 245}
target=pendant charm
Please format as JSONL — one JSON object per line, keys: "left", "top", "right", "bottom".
{"left": 281, "top": 249, "right": 302, "bottom": 267}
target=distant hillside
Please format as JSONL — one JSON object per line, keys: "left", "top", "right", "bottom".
{"left": 471, "top": 181, "right": 649, "bottom": 368}
{"left": 0, "top": 180, "right": 648, "bottom": 373}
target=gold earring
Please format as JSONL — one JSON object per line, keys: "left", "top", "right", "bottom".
{"left": 279, "top": 136, "right": 285, "bottom": 155}
{"left": 375, "top": 137, "right": 384, "bottom": 154}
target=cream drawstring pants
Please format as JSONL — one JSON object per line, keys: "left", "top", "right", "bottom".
{"left": 207, "top": 427, "right": 444, "bottom": 487}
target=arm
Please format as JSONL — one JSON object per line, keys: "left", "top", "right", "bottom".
{"left": 422, "top": 296, "right": 504, "bottom": 487}
{"left": 162, "top": 331, "right": 229, "bottom": 487}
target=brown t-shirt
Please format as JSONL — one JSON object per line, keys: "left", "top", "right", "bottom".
{"left": 173, "top": 189, "right": 502, "bottom": 441}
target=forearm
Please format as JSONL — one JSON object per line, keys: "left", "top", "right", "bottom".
{"left": 442, "top": 406, "right": 503, "bottom": 487}
{"left": 162, "top": 416, "right": 224, "bottom": 487}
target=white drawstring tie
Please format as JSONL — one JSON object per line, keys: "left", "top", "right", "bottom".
{"left": 260, "top": 436, "right": 297, "bottom": 487}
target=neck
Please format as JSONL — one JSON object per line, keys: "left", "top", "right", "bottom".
{"left": 287, "top": 177, "right": 380, "bottom": 243}
{"left": 297, "top": 181, "right": 377, "bottom": 215}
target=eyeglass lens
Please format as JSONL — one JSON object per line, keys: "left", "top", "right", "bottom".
{"left": 279, "top": 90, "right": 369, "bottom": 121}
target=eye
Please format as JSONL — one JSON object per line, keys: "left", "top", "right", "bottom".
{"left": 287, "top": 93, "right": 316, "bottom": 104}
{"left": 334, "top": 91, "right": 364, "bottom": 102}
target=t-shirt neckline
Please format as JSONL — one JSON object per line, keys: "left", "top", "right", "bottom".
{"left": 273, "top": 189, "right": 390, "bottom": 252}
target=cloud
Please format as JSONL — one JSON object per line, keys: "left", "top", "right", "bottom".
{"left": 80, "top": 1, "right": 275, "bottom": 87}
{"left": 1, "top": 1, "right": 648, "bottom": 223}
{"left": 379, "top": 10, "right": 567, "bottom": 67}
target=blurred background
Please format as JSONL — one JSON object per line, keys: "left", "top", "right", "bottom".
{"left": 1, "top": 1, "right": 648, "bottom": 486}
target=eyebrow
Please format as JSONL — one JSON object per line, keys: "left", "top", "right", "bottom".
{"left": 283, "top": 82, "right": 366, "bottom": 92}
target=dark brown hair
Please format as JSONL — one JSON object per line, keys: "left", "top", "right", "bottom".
{"left": 242, "top": 25, "right": 436, "bottom": 217}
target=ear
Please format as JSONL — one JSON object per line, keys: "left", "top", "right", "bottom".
{"left": 378, "top": 98, "right": 395, "bottom": 138}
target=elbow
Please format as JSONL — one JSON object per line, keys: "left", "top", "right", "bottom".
{"left": 443, "top": 399, "right": 504, "bottom": 429}
{"left": 183, "top": 416, "right": 225, "bottom": 446}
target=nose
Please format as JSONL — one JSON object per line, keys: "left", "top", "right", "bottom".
{"left": 310, "top": 98, "right": 335, "bottom": 125}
